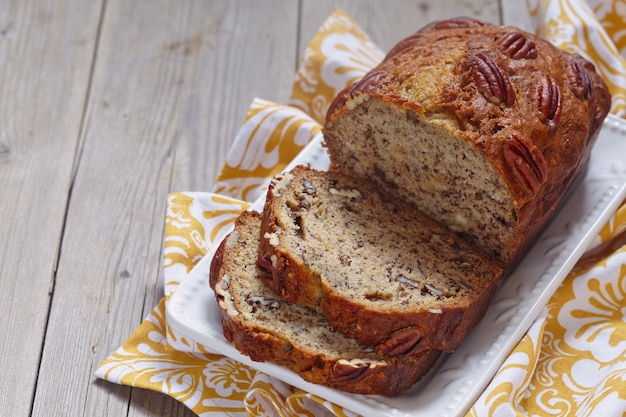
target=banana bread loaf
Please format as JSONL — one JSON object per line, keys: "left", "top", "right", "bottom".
{"left": 209, "top": 210, "right": 441, "bottom": 396}
{"left": 258, "top": 166, "right": 503, "bottom": 355}
{"left": 208, "top": 17, "right": 612, "bottom": 396}
{"left": 323, "top": 17, "right": 611, "bottom": 267}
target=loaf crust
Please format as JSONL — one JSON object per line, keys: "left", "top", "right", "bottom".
{"left": 258, "top": 166, "right": 503, "bottom": 355}
{"left": 210, "top": 210, "right": 441, "bottom": 396}
{"left": 323, "top": 17, "right": 611, "bottom": 267}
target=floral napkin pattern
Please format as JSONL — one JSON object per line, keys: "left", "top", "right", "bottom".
{"left": 96, "top": 2, "right": 626, "bottom": 416}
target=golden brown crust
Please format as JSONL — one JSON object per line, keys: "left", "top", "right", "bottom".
{"left": 324, "top": 20, "right": 611, "bottom": 267}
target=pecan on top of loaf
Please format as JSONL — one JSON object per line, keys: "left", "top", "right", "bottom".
{"left": 323, "top": 18, "right": 611, "bottom": 267}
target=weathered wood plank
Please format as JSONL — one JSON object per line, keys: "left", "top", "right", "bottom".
{"left": 31, "top": 1, "right": 299, "bottom": 416}
{"left": 169, "top": 1, "right": 299, "bottom": 193}
{"left": 0, "top": 1, "right": 102, "bottom": 415}
{"left": 298, "top": 0, "right": 502, "bottom": 61}
{"left": 501, "top": 0, "right": 534, "bottom": 31}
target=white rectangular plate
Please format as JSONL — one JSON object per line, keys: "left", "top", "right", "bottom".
{"left": 167, "top": 115, "right": 626, "bottom": 417}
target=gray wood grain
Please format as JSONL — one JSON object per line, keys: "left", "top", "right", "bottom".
{"left": 298, "top": 0, "right": 502, "bottom": 61}
{"left": 168, "top": 0, "right": 299, "bottom": 193}
{"left": 28, "top": 1, "right": 298, "bottom": 416}
{"left": 501, "top": 0, "right": 534, "bottom": 31}
{"left": 0, "top": 1, "right": 102, "bottom": 415}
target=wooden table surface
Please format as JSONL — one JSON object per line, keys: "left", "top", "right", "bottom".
{"left": 0, "top": 1, "right": 532, "bottom": 416}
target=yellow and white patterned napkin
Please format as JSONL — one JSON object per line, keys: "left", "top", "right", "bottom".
{"left": 96, "top": 3, "right": 626, "bottom": 416}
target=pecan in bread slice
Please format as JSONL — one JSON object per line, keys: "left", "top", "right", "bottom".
{"left": 258, "top": 166, "right": 503, "bottom": 356}
{"left": 323, "top": 18, "right": 611, "bottom": 267}
{"left": 210, "top": 210, "right": 441, "bottom": 396}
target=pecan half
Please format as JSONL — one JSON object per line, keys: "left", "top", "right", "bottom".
{"left": 333, "top": 359, "right": 376, "bottom": 383}
{"left": 472, "top": 52, "right": 515, "bottom": 106}
{"left": 497, "top": 32, "right": 537, "bottom": 59}
{"left": 377, "top": 327, "right": 428, "bottom": 356}
{"left": 566, "top": 59, "right": 592, "bottom": 100}
{"left": 537, "top": 76, "right": 562, "bottom": 133}
{"left": 503, "top": 134, "right": 548, "bottom": 193}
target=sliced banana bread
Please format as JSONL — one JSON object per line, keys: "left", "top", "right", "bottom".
{"left": 209, "top": 210, "right": 441, "bottom": 396}
{"left": 258, "top": 166, "right": 503, "bottom": 356}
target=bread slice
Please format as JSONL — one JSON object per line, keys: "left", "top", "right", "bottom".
{"left": 322, "top": 18, "right": 611, "bottom": 267}
{"left": 209, "top": 210, "right": 441, "bottom": 396}
{"left": 258, "top": 166, "right": 503, "bottom": 355}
